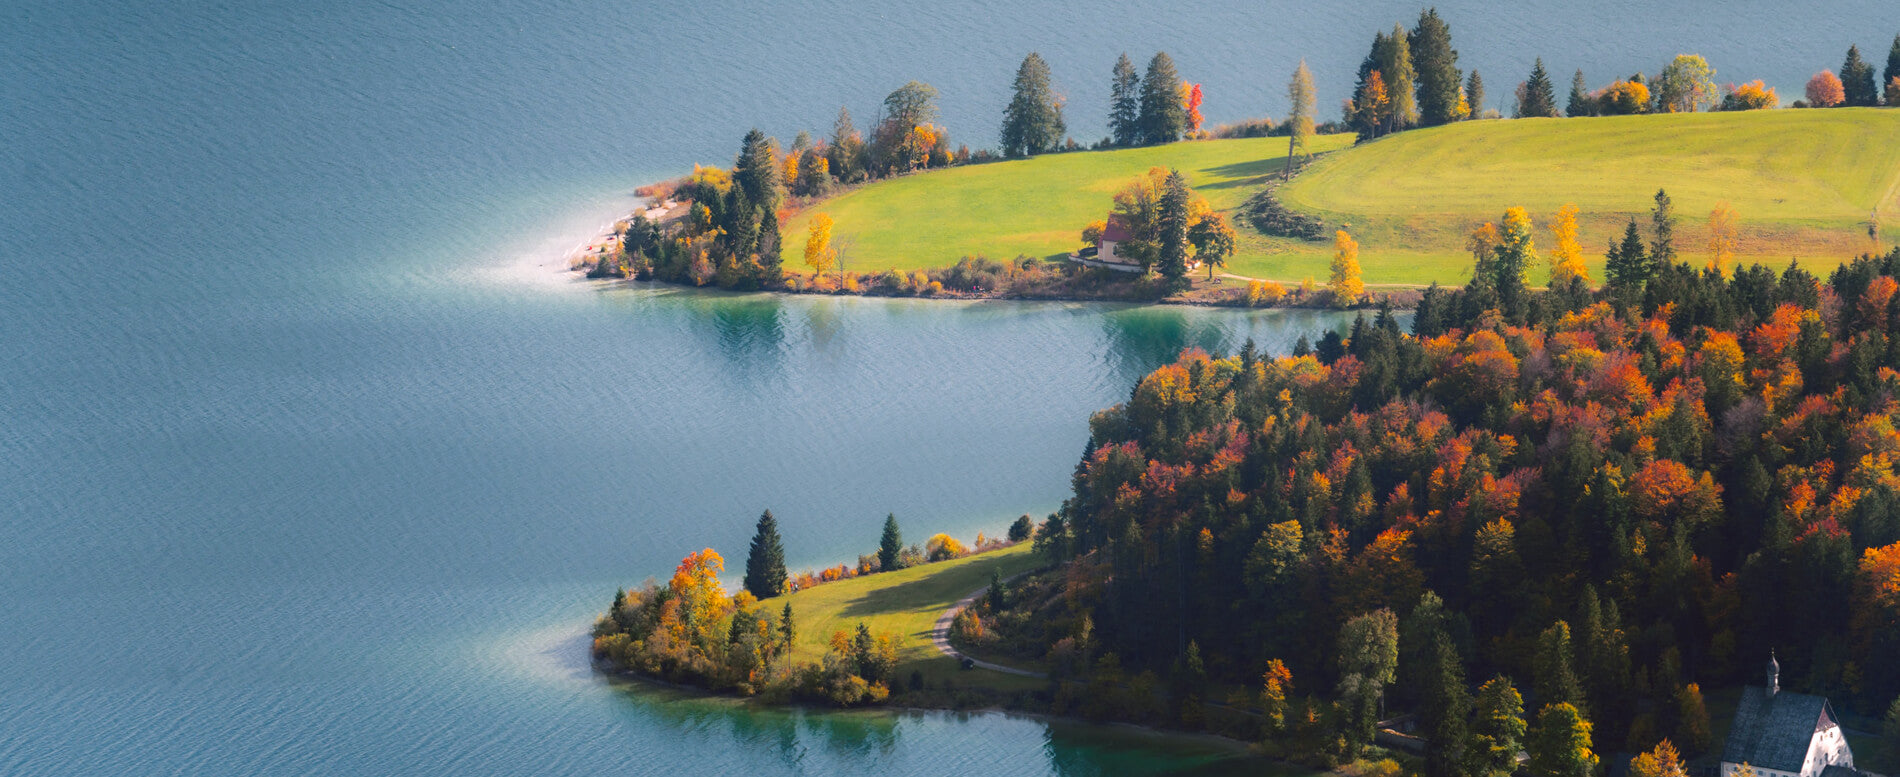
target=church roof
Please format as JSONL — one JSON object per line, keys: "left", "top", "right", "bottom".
{"left": 1819, "top": 765, "right": 1859, "bottom": 777}
{"left": 1723, "top": 686, "right": 1837, "bottom": 773}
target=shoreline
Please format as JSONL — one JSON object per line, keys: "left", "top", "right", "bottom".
{"left": 566, "top": 192, "right": 1426, "bottom": 309}
{"left": 592, "top": 656, "right": 1267, "bottom": 762}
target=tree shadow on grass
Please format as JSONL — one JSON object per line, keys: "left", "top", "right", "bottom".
{"left": 1194, "top": 157, "right": 1292, "bottom": 190}
{"left": 833, "top": 557, "right": 1013, "bottom": 633}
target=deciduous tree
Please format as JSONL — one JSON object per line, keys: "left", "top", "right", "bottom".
{"left": 1549, "top": 203, "right": 1589, "bottom": 284}
{"left": 1630, "top": 739, "right": 1687, "bottom": 777}
{"left": 1807, "top": 70, "right": 1845, "bottom": 107}
{"left": 803, "top": 213, "right": 835, "bottom": 277}
{"left": 1330, "top": 229, "right": 1364, "bottom": 307}
{"left": 1708, "top": 202, "right": 1739, "bottom": 276}
{"left": 1527, "top": 703, "right": 1598, "bottom": 777}
{"left": 1287, "top": 60, "right": 1318, "bottom": 175}
{"left": 1655, "top": 55, "right": 1719, "bottom": 113}
{"left": 1379, "top": 23, "right": 1418, "bottom": 130}
{"left": 1471, "top": 676, "right": 1528, "bottom": 777}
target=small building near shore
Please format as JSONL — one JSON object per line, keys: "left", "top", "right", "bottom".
{"left": 1067, "top": 222, "right": 1199, "bottom": 274}
{"left": 1720, "top": 655, "right": 1858, "bottom": 777}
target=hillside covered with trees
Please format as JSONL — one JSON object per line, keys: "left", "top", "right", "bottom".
{"left": 979, "top": 233, "right": 1900, "bottom": 769}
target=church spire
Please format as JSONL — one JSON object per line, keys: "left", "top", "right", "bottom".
{"left": 1766, "top": 651, "right": 1779, "bottom": 696}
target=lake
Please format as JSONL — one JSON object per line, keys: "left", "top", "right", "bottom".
{"left": 4, "top": 0, "right": 1891, "bottom": 773}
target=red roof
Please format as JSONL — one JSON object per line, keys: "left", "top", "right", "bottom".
{"left": 1101, "top": 222, "right": 1134, "bottom": 243}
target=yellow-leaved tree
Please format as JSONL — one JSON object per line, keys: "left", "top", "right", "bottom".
{"left": 1329, "top": 229, "right": 1364, "bottom": 307}
{"left": 804, "top": 213, "right": 835, "bottom": 277}
{"left": 1708, "top": 202, "right": 1738, "bottom": 276}
{"left": 1548, "top": 203, "right": 1589, "bottom": 284}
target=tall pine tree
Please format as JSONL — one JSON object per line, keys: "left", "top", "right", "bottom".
{"left": 1001, "top": 52, "right": 1065, "bottom": 157}
{"left": 1518, "top": 58, "right": 1560, "bottom": 117}
{"left": 1109, "top": 53, "right": 1141, "bottom": 146}
{"left": 1886, "top": 34, "right": 1900, "bottom": 105}
{"left": 1567, "top": 70, "right": 1593, "bottom": 116}
{"left": 1409, "top": 9, "right": 1462, "bottom": 126}
{"left": 1843, "top": 44, "right": 1879, "bottom": 106}
{"left": 1156, "top": 169, "right": 1191, "bottom": 286}
{"left": 1466, "top": 70, "right": 1486, "bottom": 119}
{"left": 1650, "top": 188, "right": 1677, "bottom": 267}
{"left": 1137, "top": 52, "right": 1185, "bottom": 145}
{"left": 878, "top": 513, "right": 903, "bottom": 572}
{"left": 1606, "top": 218, "right": 1652, "bottom": 290}
{"left": 744, "top": 510, "right": 787, "bottom": 599}
{"left": 733, "top": 129, "right": 780, "bottom": 210}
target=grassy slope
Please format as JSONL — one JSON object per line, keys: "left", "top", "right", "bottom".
{"left": 779, "top": 542, "right": 1044, "bottom": 689}
{"left": 779, "top": 135, "right": 1355, "bottom": 277}
{"left": 1278, "top": 108, "right": 1900, "bottom": 285}
{"left": 777, "top": 109, "right": 1900, "bottom": 287}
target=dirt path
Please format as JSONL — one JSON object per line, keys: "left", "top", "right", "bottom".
{"left": 928, "top": 575, "right": 1048, "bottom": 679}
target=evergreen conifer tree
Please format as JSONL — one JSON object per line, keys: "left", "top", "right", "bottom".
{"left": 756, "top": 206, "right": 782, "bottom": 280}
{"left": 1001, "top": 52, "right": 1065, "bottom": 157}
{"left": 779, "top": 602, "right": 796, "bottom": 649}
{"left": 1606, "top": 218, "right": 1652, "bottom": 290}
{"left": 1886, "top": 35, "right": 1900, "bottom": 105}
{"left": 1567, "top": 70, "right": 1592, "bottom": 116}
{"left": 827, "top": 107, "right": 862, "bottom": 183}
{"left": 1110, "top": 53, "right": 1141, "bottom": 146}
{"left": 1843, "top": 45, "right": 1880, "bottom": 107}
{"left": 878, "top": 514, "right": 903, "bottom": 572}
{"left": 744, "top": 510, "right": 787, "bottom": 599}
{"left": 1137, "top": 52, "right": 1185, "bottom": 145}
{"left": 1409, "top": 9, "right": 1462, "bottom": 126}
{"left": 733, "top": 129, "right": 780, "bottom": 209}
{"left": 1518, "top": 58, "right": 1560, "bottom": 117}
{"left": 988, "top": 568, "right": 1007, "bottom": 611}
{"left": 1156, "top": 169, "right": 1191, "bottom": 286}
{"left": 1348, "top": 32, "right": 1387, "bottom": 137}
{"left": 1535, "top": 620, "right": 1586, "bottom": 713}
{"left": 1650, "top": 189, "right": 1677, "bottom": 266}
{"left": 1423, "top": 634, "right": 1473, "bottom": 777}
{"left": 1466, "top": 70, "right": 1486, "bottom": 119}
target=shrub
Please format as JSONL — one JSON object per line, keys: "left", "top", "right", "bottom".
{"left": 1597, "top": 80, "right": 1651, "bottom": 115}
{"left": 1720, "top": 80, "right": 1779, "bottom": 110}
{"left": 1246, "top": 280, "right": 1288, "bottom": 307}
{"left": 1008, "top": 514, "right": 1034, "bottom": 542}
{"left": 925, "top": 533, "right": 967, "bottom": 561}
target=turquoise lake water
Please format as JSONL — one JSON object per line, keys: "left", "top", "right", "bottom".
{"left": 5, "top": 0, "right": 1893, "bottom": 773}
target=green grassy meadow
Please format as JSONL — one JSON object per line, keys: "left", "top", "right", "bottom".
{"left": 778, "top": 109, "right": 1900, "bottom": 286}
{"left": 1280, "top": 108, "right": 1900, "bottom": 284}
{"left": 779, "top": 135, "right": 1355, "bottom": 277}
{"left": 779, "top": 542, "right": 1044, "bottom": 689}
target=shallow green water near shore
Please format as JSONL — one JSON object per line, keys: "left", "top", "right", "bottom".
{"left": 6, "top": 0, "right": 1891, "bottom": 773}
